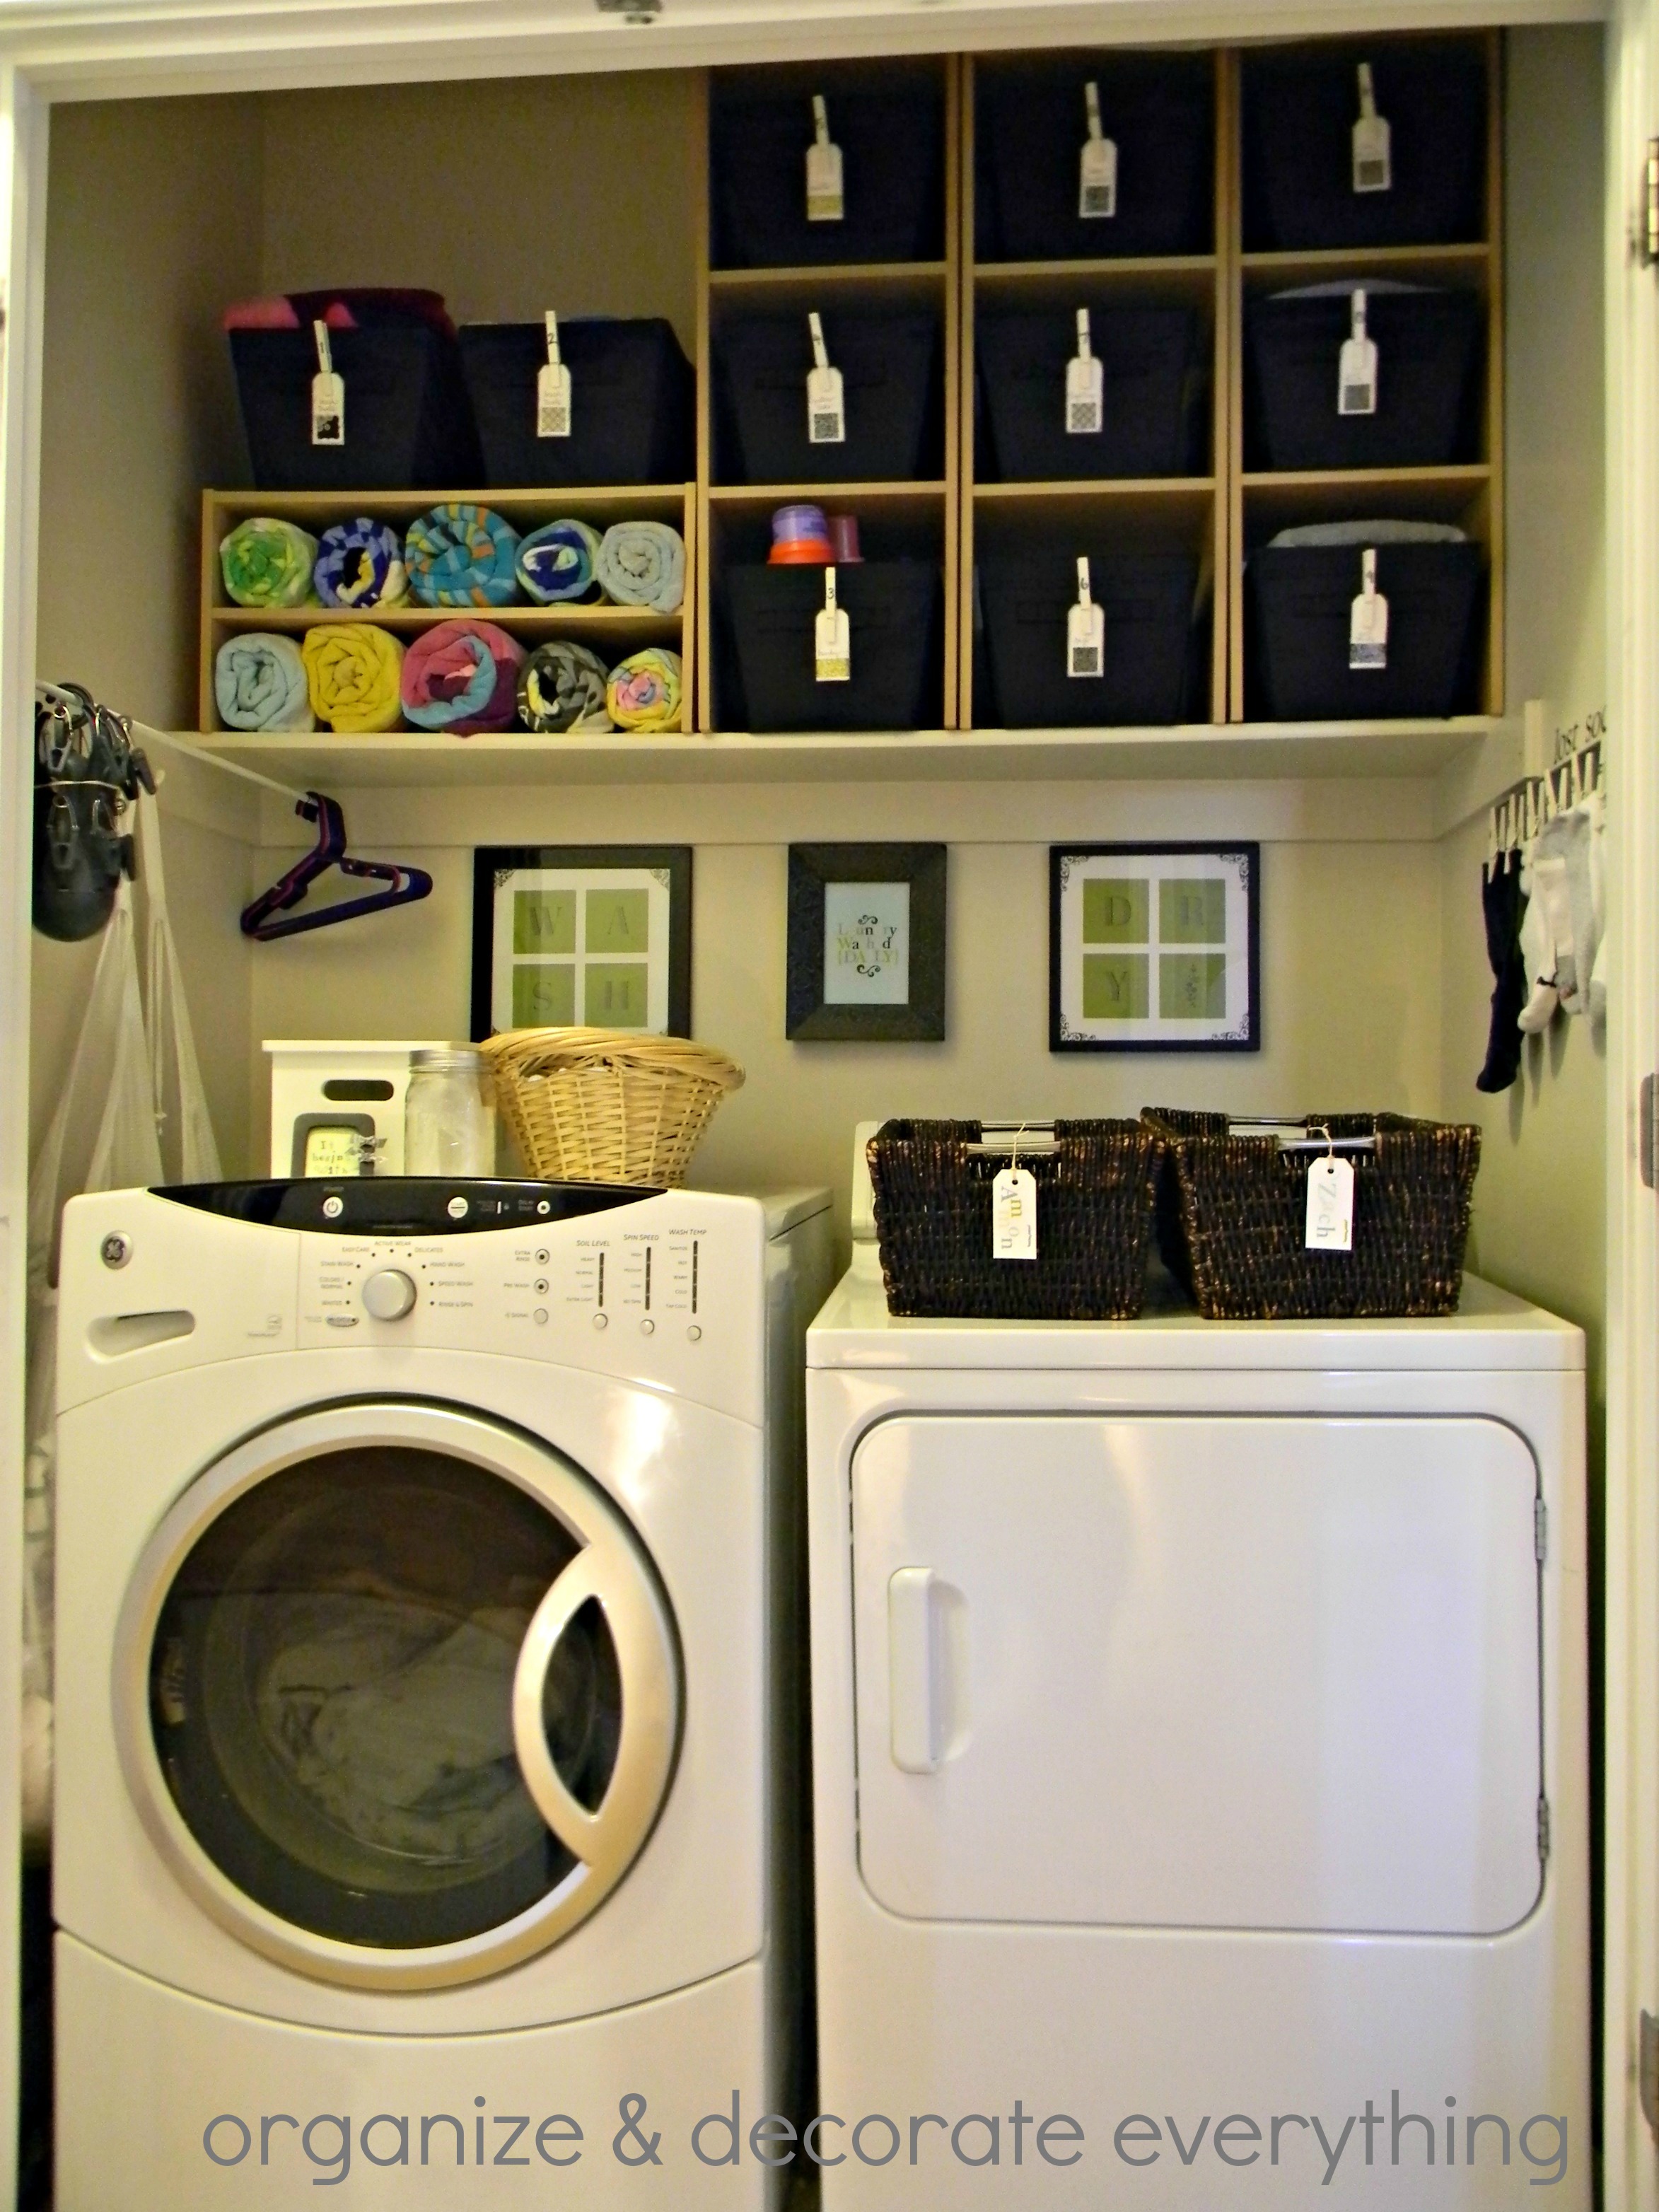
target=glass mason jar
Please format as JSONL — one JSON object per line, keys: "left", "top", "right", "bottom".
{"left": 404, "top": 1047, "right": 494, "bottom": 1177}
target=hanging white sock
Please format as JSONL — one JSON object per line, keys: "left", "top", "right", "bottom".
{"left": 1533, "top": 820, "right": 1578, "bottom": 1011}
{"left": 1552, "top": 805, "right": 1597, "bottom": 1017}
{"left": 1518, "top": 843, "right": 1560, "bottom": 1033}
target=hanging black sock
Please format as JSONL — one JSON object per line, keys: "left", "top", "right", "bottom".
{"left": 1475, "top": 850, "right": 1527, "bottom": 1093}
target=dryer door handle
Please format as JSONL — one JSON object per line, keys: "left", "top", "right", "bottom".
{"left": 890, "top": 1567, "right": 943, "bottom": 1774}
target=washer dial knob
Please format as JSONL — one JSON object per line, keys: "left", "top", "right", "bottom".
{"left": 362, "top": 1269, "right": 418, "bottom": 1321}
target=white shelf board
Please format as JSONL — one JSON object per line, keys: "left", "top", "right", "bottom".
{"left": 187, "top": 720, "right": 1506, "bottom": 790}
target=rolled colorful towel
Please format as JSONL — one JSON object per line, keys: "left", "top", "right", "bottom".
{"left": 518, "top": 641, "right": 615, "bottom": 733}
{"left": 405, "top": 502, "right": 522, "bottom": 608}
{"left": 315, "top": 518, "right": 409, "bottom": 610}
{"left": 607, "top": 646, "right": 682, "bottom": 733}
{"left": 215, "top": 633, "right": 315, "bottom": 731}
{"left": 401, "top": 619, "right": 526, "bottom": 734}
{"left": 595, "top": 520, "right": 685, "bottom": 614}
{"left": 219, "top": 517, "right": 318, "bottom": 609}
{"left": 516, "top": 518, "right": 605, "bottom": 606}
{"left": 301, "top": 624, "right": 405, "bottom": 733}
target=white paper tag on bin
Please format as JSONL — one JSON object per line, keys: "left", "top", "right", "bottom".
{"left": 1305, "top": 1156, "right": 1355, "bottom": 1251}
{"left": 1068, "top": 557, "right": 1105, "bottom": 677}
{"left": 806, "top": 312, "right": 846, "bottom": 445}
{"left": 815, "top": 566, "right": 851, "bottom": 682}
{"left": 537, "top": 311, "right": 573, "bottom": 438}
{"left": 1352, "top": 62, "right": 1392, "bottom": 194}
{"left": 993, "top": 1167, "right": 1038, "bottom": 1259}
{"left": 1349, "top": 547, "right": 1388, "bottom": 669}
{"left": 1066, "top": 308, "right": 1104, "bottom": 436}
{"left": 310, "top": 321, "right": 344, "bottom": 446}
{"left": 1337, "top": 289, "right": 1378, "bottom": 416}
{"left": 1078, "top": 82, "right": 1118, "bottom": 219}
{"left": 806, "top": 95, "right": 845, "bottom": 223}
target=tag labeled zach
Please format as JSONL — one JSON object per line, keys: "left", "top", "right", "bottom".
{"left": 806, "top": 312, "right": 846, "bottom": 445}
{"left": 1066, "top": 308, "right": 1104, "bottom": 436}
{"left": 1352, "top": 62, "right": 1392, "bottom": 194}
{"left": 310, "top": 321, "right": 344, "bottom": 447}
{"left": 807, "top": 95, "right": 845, "bottom": 223}
{"left": 815, "top": 566, "right": 851, "bottom": 683}
{"left": 1337, "top": 289, "right": 1378, "bottom": 417}
{"left": 1305, "top": 1155, "right": 1356, "bottom": 1252}
{"left": 993, "top": 1167, "right": 1038, "bottom": 1260}
{"left": 1349, "top": 547, "right": 1388, "bottom": 670}
{"left": 537, "top": 310, "right": 572, "bottom": 440}
{"left": 1078, "top": 81, "right": 1118, "bottom": 219}
{"left": 1068, "top": 557, "right": 1105, "bottom": 678}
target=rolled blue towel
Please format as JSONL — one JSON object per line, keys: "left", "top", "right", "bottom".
{"left": 315, "top": 517, "right": 409, "bottom": 609}
{"left": 214, "top": 633, "right": 315, "bottom": 730}
{"left": 516, "top": 518, "right": 605, "bottom": 605}
{"left": 405, "top": 501, "right": 522, "bottom": 608}
{"left": 595, "top": 520, "right": 685, "bottom": 615}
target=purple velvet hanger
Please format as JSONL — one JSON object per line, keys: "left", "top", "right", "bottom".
{"left": 240, "top": 792, "right": 433, "bottom": 941}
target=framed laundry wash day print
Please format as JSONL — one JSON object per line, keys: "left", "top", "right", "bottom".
{"left": 786, "top": 843, "right": 947, "bottom": 1042}
{"left": 1050, "top": 843, "right": 1260, "bottom": 1052}
{"left": 470, "top": 846, "right": 692, "bottom": 1041}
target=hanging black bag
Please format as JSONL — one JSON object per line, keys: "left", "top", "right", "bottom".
{"left": 33, "top": 687, "right": 153, "bottom": 942}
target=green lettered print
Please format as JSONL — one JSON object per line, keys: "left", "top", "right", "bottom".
{"left": 513, "top": 888, "right": 576, "bottom": 956}
{"left": 1083, "top": 878, "right": 1149, "bottom": 945}
{"left": 584, "top": 963, "right": 651, "bottom": 1028}
{"left": 586, "top": 887, "right": 650, "bottom": 957}
{"left": 1159, "top": 952, "right": 1228, "bottom": 1020}
{"left": 512, "top": 963, "right": 576, "bottom": 1025}
{"left": 1082, "top": 953, "right": 1149, "bottom": 1020}
{"left": 1159, "top": 877, "right": 1226, "bottom": 944}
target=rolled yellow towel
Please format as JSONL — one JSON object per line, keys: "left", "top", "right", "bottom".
{"left": 302, "top": 624, "right": 405, "bottom": 733}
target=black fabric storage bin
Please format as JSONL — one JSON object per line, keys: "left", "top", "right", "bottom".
{"left": 230, "top": 324, "right": 482, "bottom": 493}
{"left": 723, "top": 561, "right": 941, "bottom": 731}
{"left": 978, "top": 547, "right": 1199, "bottom": 727}
{"left": 1245, "top": 287, "right": 1481, "bottom": 471}
{"left": 976, "top": 52, "right": 1213, "bottom": 262}
{"left": 1242, "top": 42, "right": 1486, "bottom": 252}
{"left": 458, "top": 319, "right": 694, "bottom": 487}
{"left": 711, "top": 81, "right": 944, "bottom": 267}
{"left": 977, "top": 305, "right": 1203, "bottom": 482}
{"left": 716, "top": 313, "right": 941, "bottom": 484}
{"left": 1247, "top": 538, "right": 1482, "bottom": 719}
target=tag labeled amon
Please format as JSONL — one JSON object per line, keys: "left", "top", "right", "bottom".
{"left": 1337, "top": 289, "right": 1378, "bottom": 417}
{"left": 806, "top": 311, "right": 846, "bottom": 445}
{"left": 1352, "top": 62, "right": 1392, "bottom": 193}
{"left": 310, "top": 320, "right": 345, "bottom": 448}
{"left": 815, "top": 566, "right": 851, "bottom": 683}
{"left": 1078, "top": 81, "right": 1119, "bottom": 219}
{"left": 1349, "top": 546, "right": 1388, "bottom": 670}
{"left": 1305, "top": 1155, "right": 1356, "bottom": 1252}
{"left": 537, "top": 310, "right": 573, "bottom": 439}
{"left": 993, "top": 1167, "right": 1038, "bottom": 1260}
{"left": 1068, "top": 556, "right": 1105, "bottom": 679}
{"left": 806, "top": 95, "right": 845, "bottom": 223}
{"left": 1066, "top": 308, "right": 1104, "bottom": 436}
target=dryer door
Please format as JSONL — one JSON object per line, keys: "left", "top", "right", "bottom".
{"left": 114, "top": 1400, "right": 680, "bottom": 1991}
{"left": 852, "top": 1413, "right": 1544, "bottom": 1936}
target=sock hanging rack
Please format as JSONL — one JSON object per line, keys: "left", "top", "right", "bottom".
{"left": 1485, "top": 733, "right": 1606, "bottom": 868}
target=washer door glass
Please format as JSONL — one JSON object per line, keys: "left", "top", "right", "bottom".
{"left": 150, "top": 1442, "right": 625, "bottom": 1950}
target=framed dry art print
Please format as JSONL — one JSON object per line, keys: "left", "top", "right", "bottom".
{"left": 787, "top": 843, "right": 947, "bottom": 1042}
{"left": 1050, "top": 843, "right": 1259, "bottom": 1052}
{"left": 470, "top": 846, "right": 692, "bottom": 1041}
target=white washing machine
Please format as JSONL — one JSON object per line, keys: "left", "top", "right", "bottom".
{"left": 53, "top": 1173, "right": 830, "bottom": 2209}
{"left": 803, "top": 1139, "right": 1589, "bottom": 2208}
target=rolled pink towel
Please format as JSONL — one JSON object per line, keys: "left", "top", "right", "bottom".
{"left": 400, "top": 619, "right": 525, "bottom": 735}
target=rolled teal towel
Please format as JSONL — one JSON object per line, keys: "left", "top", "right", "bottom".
{"left": 595, "top": 520, "right": 685, "bottom": 614}
{"left": 405, "top": 501, "right": 522, "bottom": 608}
{"left": 214, "top": 633, "right": 315, "bottom": 730}
{"left": 516, "top": 518, "right": 605, "bottom": 605}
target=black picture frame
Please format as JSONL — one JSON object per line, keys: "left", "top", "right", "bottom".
{"left": 787, "top": 843, "right": 947, "bottom": 1042}
{"left": 1049, "top": 842, "right": 1261, "bottom": 1053}
{"left": 470, "top": 846, "right": 693, "bottom": 1042}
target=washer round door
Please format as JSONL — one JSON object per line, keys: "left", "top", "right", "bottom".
{"left": 113, "top": 1400, "right": 680, "bottom": 1991}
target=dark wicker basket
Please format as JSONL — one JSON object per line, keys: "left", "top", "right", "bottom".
{"left": 1144, "top": 1109, "right": 1482, "bottom": 1320}
{"left": 867, "top": 1118, "right": 1162, "bottom": 1320}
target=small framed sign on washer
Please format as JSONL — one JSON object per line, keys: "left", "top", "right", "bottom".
{"left": 786, "top": 843, "right": 947, "bottom": 1042}
{"left": 1050, "top": 842, "right": 1260, "bottom": 1052}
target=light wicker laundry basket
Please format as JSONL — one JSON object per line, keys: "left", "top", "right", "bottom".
{"left": 478, "top": 1027, "right": 745, "bottom": 1187}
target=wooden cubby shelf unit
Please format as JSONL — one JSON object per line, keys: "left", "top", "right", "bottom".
{"left": 200, "top": 485, "right": 698, "bottom": 735}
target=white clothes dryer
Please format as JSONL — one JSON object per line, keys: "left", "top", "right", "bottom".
{"left": 803, "top": 1141, "right": 1589, "bottom": 2208}
{"left": 53, "top": 1174, "right": 830, "bottom": 2209}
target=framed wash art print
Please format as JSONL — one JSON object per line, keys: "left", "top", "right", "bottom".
{"left": 470, "top": 846, "right": 692, "bottom": 1041}
{"left": 1050, "top": 843, "right": 1259, "bottom": 1052}
{"left": 786, "top": 844, "right": 947, "bottom": 1042}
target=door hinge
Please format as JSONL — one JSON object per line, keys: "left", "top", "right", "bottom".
{"left": 1642, "top": 1073, "right": 1657, "bottom": 1189}
{"left": 1535, "top": 1496, "right": 1548, "bottom": 1564}
{"left": 1537, "top": 1794, "right": 1552, "bottom": 1863}
{"left": 1641, "top": 138, "right": 1659, "bottom": 265}
{"left": 1641, "top": 2010, "right": 1659, "bottom": 2141}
